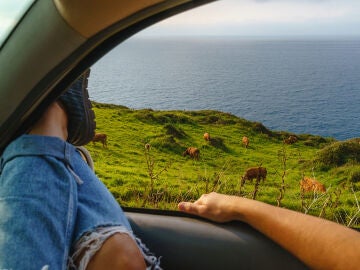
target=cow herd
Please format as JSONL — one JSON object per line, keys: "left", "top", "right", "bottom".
{"left": 182, "top": 132, "right": 326, "bottom": 194}
{"left": 90, "top": 131, "right": 326, "bottom": 194}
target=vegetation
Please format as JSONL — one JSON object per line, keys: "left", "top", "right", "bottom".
{"left": 86, "top": 101, "right": 360, "bottom": 227}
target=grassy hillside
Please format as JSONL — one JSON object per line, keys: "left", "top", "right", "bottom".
{"left": 86, "top": 102, "right": 360, "bottom": 226}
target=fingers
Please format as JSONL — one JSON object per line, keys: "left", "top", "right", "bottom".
{"left": 178, "top": 202, "right": 197, "bottom": 215}
{"left": 178, "top": 193, "right": 214, "bottom": 213}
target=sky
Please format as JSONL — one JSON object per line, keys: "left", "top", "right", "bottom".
{"left": 0, "top": 0, "right": 33, "bottom": 44}
{"left": 1, "top": 0, "right": 360, "bottom": 43}
{"left": 138, "top": 0, "right": 360, "bottom": 37}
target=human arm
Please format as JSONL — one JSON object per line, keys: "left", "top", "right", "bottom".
{"left": 178, "top": 192, "right": 360, "bottom": 270}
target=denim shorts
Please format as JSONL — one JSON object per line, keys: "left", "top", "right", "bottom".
{"left": 0, "top": 135, "right": 161, "bottom": 270}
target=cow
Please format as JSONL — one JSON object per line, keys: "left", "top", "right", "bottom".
{"left": 242, "top": 167, "right": 267, "bottom": 184}
{"left": 284, "top": 135, "right": 298, "bottom": 145}
{"left": 183, "top": 147, "right": 200, "bottom": 160}
{"left": 92, "top": 133, "right": 108, "bottom": 148}
{"left": 203, "top": 132, "right": 211, "bottom": 141}
{"left": 300, "top": 177, "right": 326, "bottom": 193}
{"left": 242, "top": 136, "right": 249, "bottom": 148}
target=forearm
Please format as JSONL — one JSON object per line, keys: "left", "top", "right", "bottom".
{"left": 236, "top": 197, "right": 360, "bottom": 270}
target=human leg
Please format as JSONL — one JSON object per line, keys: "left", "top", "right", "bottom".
{"left": 0, "top": 69, "right": 160, "bottom": 269}
{"left": 0, "top": 107, "right": 150, "bottom": 269}
{"left": 29, "top": 101, "right": 68, "bottom": 140}
{"left": 67, "top": 139, "right": 160, "bottom": 269}
{"left": 0, "top": 134, "right": 78, "bottom": 269}
{"left": 77, "top": 232, "right": 146, "bottom": 270}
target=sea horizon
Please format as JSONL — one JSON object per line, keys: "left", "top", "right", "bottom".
{"left": 89, "top": 36, "right": 360, "bottom": 140}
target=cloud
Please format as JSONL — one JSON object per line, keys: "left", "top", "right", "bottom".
{"left": 163, "top": 0, "right": 357, "bottom": 24}
{"left": 138, "top": 0, "right": 360, "bottom": 36}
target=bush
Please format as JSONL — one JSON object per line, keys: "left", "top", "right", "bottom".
{"left": 303, "top": 136, "right": 328, "bottom": 147}
{"left": 350, "top": 171, "right": 360, "bottom": 183}
{"left": 209, "top": 137, "right": 229, "bottom": 152}
{"left": 92, "top": 101, "right": 129, "bottom": 110}
{"left": 198, "top": 112, "right": 237, "bottom": 125}
{"left": 164, "top": 124, "right": 187, "bottom": 139}
{"left": 134, "top": 111, "right": 193, "bottom": 125}
{"left": 151, "top": 135, "right": 183, "bottom": 154}
{"left": 252, "top": 122, "right": 273, "bottom": 136}
{"left": 315, "top": 141, "right": 360, "bottom": 167}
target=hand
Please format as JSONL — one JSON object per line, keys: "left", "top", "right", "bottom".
{"left": 178, "top": 192, "right": 240, "bottom": 223}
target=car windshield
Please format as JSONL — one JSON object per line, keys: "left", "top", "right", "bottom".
{"left": 0, "top": 0, "right": 35, "bottom": 46}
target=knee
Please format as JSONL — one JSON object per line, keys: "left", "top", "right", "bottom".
{"left": 86, "top": 233, "right": 146, "bottom": 270}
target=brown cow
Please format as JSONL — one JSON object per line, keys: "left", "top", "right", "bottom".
{"left": 242, "top": 167, "right": 267, "bottom": 183}
{"left": 300, "top": 177, "right": 326, "bottom": 193}
{"left": 283, "top": 135, "right": 298, "bottom": 145}
{"left": 92, "top": 133, "right": 107, "bottom": 148}
{"left": 242, "top": 136, "right": 249, "bottom": 148}
{"left": 203, "top": 132, "right": 211, "bottom": 141}
{"left": 183, "top": 147, "right": 200, "bottom": 160}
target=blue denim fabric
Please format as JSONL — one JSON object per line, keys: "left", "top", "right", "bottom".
{"left": 0, "top": 135, "right": 132, "bottom": 270}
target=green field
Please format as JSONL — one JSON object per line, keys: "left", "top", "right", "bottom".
{"left": 86, "top": 102, "right": 360, "bottom": 227}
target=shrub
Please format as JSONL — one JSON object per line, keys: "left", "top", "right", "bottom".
{"left": 134, "top": 111, "right": 193, "bottom": 125}
{"left": 350, "top": 171, "right": 360, "bottom": 183}
{"left": 209, "top": 137, "right": 229, "bottom": 152}
{"left": 151, "top": 135, "right": 183, "bottom": 154}
{"left": 315, "top": 141, "right": 360, "bottom": 167}
{"left": 164, "top": 124, "right": 187, "bottom": 139}
{"left": 134, "top": 111, "right": 158, "bottom": 123}
{"left": 92, "top": 101, "right": 129, "bottom": 110}
{"left": 252, "top": 122, "right": 273, "bottom": 136}
{"left": 301, "top": 135, "right": 331, "bottom": 147}
{"left": 162, "top": 113, "right": 193, "bottom": 124}
{"left": 198, "top": 113, "right": 237, "bottom": 125}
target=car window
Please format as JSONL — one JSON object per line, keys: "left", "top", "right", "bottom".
{"left": 0, "top": 0, "right": 35, "bottom": 46}
{"left": 87, "top": 0, "right": 360, "bottom": 227}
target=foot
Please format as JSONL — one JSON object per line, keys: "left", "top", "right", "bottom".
{"left": 58, "top": 69, "right": 96, "bottom": 146}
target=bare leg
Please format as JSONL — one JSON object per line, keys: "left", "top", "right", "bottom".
{"left": 29, "top": 102, "right": 146, "bottom": 269}
{"left": 86, "top": 233, "right": 146, "bottom": 270}
{"left": 29, "top": 102, "right": 68, "bottom": 140}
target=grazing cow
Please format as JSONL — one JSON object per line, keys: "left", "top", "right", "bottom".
{"left": 242, "top": 167, "right": 267, "bottom": 183}
{"left": 203, "top": 132, "right": 211, "bottom": 141}
{"left": 284, "top": 135, "right": 298, "bottom": 145}
{"left": 183, "top": 147, "right": 200, "bottom": 160}
{"left": 300, "top": 177, "right": 326, "bottom": 193}
{"left": 242, "top": 136, "right": 249, "bottom": 148}
{"left": 92, "top": 133, "right": 107, "bottom": 148}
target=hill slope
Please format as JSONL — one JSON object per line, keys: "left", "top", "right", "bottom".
{"left": 86, "top": 102, "right": 360, "bottom": 226}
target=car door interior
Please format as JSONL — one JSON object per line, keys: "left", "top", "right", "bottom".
{"left": 125, "top": 208, "right": 309, "bottom": 269}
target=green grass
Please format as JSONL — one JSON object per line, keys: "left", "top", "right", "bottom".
{"left": 86, "top": 101, "right": 360, "bottom": 226}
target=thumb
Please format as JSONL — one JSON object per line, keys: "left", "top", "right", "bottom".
{"left": 178, "top": 202, "right": 199, "bottom": 215}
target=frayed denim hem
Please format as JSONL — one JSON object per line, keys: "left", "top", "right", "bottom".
{"left": 135, "top": 236, "right": 162, "bottom": 270}
{"left": 68, "top": 226, "right": 162, "bottom": 270}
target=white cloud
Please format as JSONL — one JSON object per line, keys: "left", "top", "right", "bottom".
{"left": 162, "top": 0, "right": 356, "bottom": 25}
{"left": 140, "top": 0, "right": 360, "bottom": 36}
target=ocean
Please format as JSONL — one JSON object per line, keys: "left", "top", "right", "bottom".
{"left": 88, "top": 36, "right": 360, "bottom": 140}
